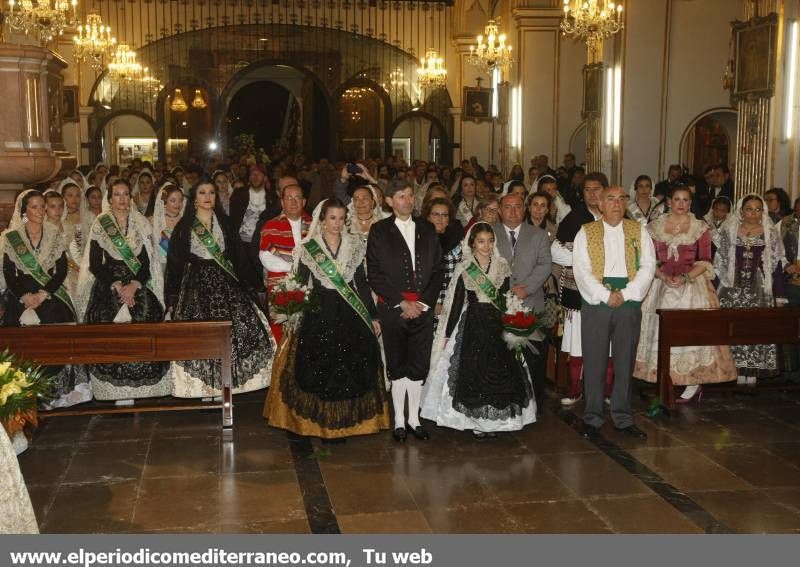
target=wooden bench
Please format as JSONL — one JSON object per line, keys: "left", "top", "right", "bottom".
{"left": 655, "top": 307, "right": 800, "bottom": 410}
{"left": 0, "top": 320, "right": 234, "bottom": 430}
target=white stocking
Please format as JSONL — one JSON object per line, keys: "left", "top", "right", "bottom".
{"left": 406, "top": 380, "right": 423, "bottom": 428}
{"left": 391, "top": 378, "right": 409, "bottom": 429}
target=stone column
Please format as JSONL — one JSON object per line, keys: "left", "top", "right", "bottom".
{"left": 0, "top": 44, "right": 75, "bottom": 226}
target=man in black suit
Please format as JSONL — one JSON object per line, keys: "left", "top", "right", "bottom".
{"left": 654, "top": 164, "right": 683, "bottom": 201}
{"left": 367, "top": 179, "right": 443, "bottom": 442}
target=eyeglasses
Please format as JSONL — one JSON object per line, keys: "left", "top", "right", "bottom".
{"left": 484, "top": 207, "right": 499, "bottom": 214}
{"left": 743, "top": 208, "right": 763, "bottom": 213}
{"left": 430, "top": 212, "right": 449, "bottom": 218}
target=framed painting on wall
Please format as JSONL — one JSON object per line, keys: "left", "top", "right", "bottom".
{"left": 63, "top": 86, "right": 79, "bottom": 123}
{"left": 582, "top": 63, "right": 603, "bottom": 117}
{"left": 462, "top": 86, "right": 492, "bottom": 123}
{"left": 733, "top": 13, "right": 778, "bottom": 100}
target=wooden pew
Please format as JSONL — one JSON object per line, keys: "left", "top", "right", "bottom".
{"left": 656, "top": 307, "right": 800, "bottom": 409}
{"left": 0, "top": 320, "right": 234, "bottom": 430}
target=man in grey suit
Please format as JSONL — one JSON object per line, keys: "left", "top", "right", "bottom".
{"left": 494, "top": 193, "right": 553, "bottom": 415}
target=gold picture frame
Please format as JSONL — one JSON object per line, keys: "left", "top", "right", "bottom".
{"left": 733, "top": 13, "right": 778, "bottom": 100}
{"left": 462, "top": 86, "right": 493, "bottom": 123}
{"left": 62, "top": 86, "right": 79, "bottom": 122}
{"left": 582, "top": 62, "right": 603, "bottom": 118}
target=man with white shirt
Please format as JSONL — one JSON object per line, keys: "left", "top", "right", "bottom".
{"left": 573, "top": 185, "right": 656, "bottom": 440}
{"left": 229, "top": 164, "right": 281, "bottom": 289}
{"left": 367, "top": 179, "right": 443, "bottom": 442}
{"left": 258, "top": 184, "right": 311, "bottom": 343}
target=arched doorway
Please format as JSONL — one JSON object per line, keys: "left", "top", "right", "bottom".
{"left": 334, "top": 83, "right": 388, "bottom": 161}
{"left": 226, "top": 82, "right": 298, "bottom": 156}
{"left": 680, "top": 109, "right": 737, "bottom": 177}
{"left": 389, "top": 112, "right": 448, "bottom": 164}
{"left": 569, "top": 122, "right": 587, "bottom": 167}
{"left": 95, "top": 112, "right": 158, "bottom": 167}
{"left": 221, "top": 63, "right": 331, "bottom": 160}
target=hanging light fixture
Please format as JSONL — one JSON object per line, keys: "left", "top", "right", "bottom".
{"left": 468, "top": 19, "right": 513, "bottom": 74}
{"left": 560, "top": 0, "right": 624, "bottom": 50}
{"left": 191, "top": 88, "right": 207, "bottom": 110}
{"left": 383, "top": 69, "right": 409, "bottom": 92}
{"left": 5, "top": 0, "right": 78, "bottom": 44}
{"left": 417, "top": 49, "right": 447, "bottom": 89}
{"left": 170, "top": 88, "right": 188, "bottom": 112}
{"left": 107, "top": 43, "right": 142, "bottom": 80}
{"left": 73, "top": 11, "right": 117, "bottom": 70}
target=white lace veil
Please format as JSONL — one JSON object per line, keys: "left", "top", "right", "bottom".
{"left": 291, "top": 199, "right": 365, "bottom": 288}
{"left": 714, "top": 193, "right": 786, "bottom": 293}
{"left": 428, "top": 221, "right": 511, "bottom": 374}
{"left": 0, "top": 190, "right": 65, "bottom": 293}
{"left": 0, "top": 189, "right": 35, "bottom": 291}
{"left": 75, "top": 207, "right": 165, "bottom": 321}
{"left": 151, "top": 182, "right": 185, "bottom": 266}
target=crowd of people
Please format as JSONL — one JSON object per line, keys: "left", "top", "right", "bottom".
{"left": 1, "top": 149, "right": 797, "bottom": 442}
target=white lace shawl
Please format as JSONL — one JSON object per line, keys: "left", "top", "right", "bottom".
{"left": 292, "top": 200, "right": 366, "bottom": 290}
{"left": 647, "top": 213, "right": 710, "bottom": 261}
{"left": 151, "top": 183, "right": 185, "bottom": 266}
{"left": 75, "top": 209, "right": 164, "bottom": 321}
{"left": 0, "top": 190, "right": 66, "bottom": 292}
{"left": 713, "top": 193, "right": 786, "bottom": 292}
{"left": 189, "top": 213, "right": 226, "bottom": 260}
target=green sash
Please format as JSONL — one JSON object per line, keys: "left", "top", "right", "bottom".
{"left": 464, "top": 261, "right": 506, "bottom": 313}
{"left": 5, "top": 230, "right": 76, "bottom": 316}
{"left": 191, "top": 217, "right": 238, "bottom": 282}
{"left": 98, "top": 213, "right": 142, "bottom": 276}
{"left": 303, "top": 239, "right": 373, "bottom": 333}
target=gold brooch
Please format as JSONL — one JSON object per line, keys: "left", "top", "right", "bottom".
{"left": 16, "top": 244, "right": 26, "bottom": 255}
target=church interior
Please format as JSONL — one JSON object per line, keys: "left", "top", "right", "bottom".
{"left": 3, "top": 0, "right": 800, "bottom": 535}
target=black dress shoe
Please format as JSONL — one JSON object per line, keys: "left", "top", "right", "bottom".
{"left": 578, "top": 422, "right": 602, "bottom": 440}
{"left": 614, "top": 425, "right": 648, "bottom": 440}
{"left": 392, "top": 427, "right": 407, "bottom": 442}
{"left": 406, "top": 425, "right": 430, "bottom": 440}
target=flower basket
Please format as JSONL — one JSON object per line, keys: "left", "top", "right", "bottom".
{"left": 0, "top": 351, "right": 53, "bottom": 439}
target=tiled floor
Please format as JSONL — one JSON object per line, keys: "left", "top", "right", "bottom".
{"left": 17, "top": 387, "right": 800, "bottom": 533}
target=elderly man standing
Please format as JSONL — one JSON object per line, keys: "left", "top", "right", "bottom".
{"left": 573, "top": 186, "right": 656, "bottom": 440}
{"left": 493, "top": 193, "right": 552, "bottom": 414}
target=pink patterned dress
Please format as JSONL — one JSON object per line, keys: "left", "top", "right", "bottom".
{"left": 634, "top": 215, "right": 736, "bottom": 385}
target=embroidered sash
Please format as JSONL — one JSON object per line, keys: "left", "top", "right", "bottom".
{"left": 464, "top": 261, "right": 506, "bottom": 313}
{"left": 5, "top": 230, "right": 76, "bottom": 316}
{"left": 304, "top": 239, "right": 373, "bottom": 333}
{"left": 191, "top": 217, "right": 238, "bottom": 282}
{"left": 98, "top": 213, "right": 142, "bottom": 276}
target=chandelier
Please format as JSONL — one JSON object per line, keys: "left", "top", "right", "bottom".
{"left": 107, "top": 43, "right": 142, "bottom": 80}
{"left": 73, "top": 11, "right": 116, "bottom": 70}
{"left": 139, "top": 68, "right": 164, "bottom": 99}
{"left": 191, "top": 89, "right": 207, "bottom": 110}
{"left": 5, "top": 0, "right": 78, "bottom": 44}
{"left": 170, "top": 88, "right": 188, "bottom": 112}
{"left": 383, "top": 69, "right": 408, "bottom": 92}
{"left": 417, "top": 49, "right": 447, "bottom": 89}
{"left": 560, "top": 0, "right": 623, "bottom": 50}
{"left": 467, "top": 19, "right": 513, "bottom": 74}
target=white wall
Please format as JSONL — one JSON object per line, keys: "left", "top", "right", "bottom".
{"left": 557, "top": 35, "right": 587, "bottom": 167}
{"left": 661, "top": 0, "right": 742, "bottom": 179}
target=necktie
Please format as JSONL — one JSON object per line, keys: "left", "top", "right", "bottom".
{"left": 509, "top": 229, "right": 517, "bottom": 249}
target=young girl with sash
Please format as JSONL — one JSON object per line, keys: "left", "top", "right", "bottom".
{"left": 1, "top": 190, "right": 91, "bottom": 408}
{"left": 165, "top": 177, "right": 275, "bottom": 398}
{"left": 264, "top": 198, "right": 390, "bottom": 441}
{"left": 76, "top": 179, "right": 170, "bottom": 402}
{"left": 151, "top": 182, "right": 184, "bottom": 275}
{"left": 421, "top": 222, "right": 536, "bottom": 438}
